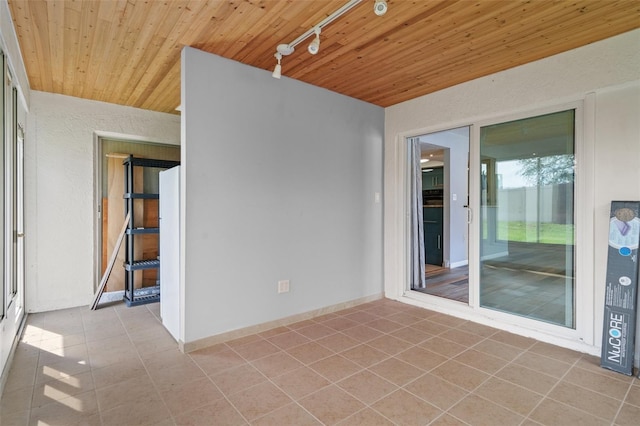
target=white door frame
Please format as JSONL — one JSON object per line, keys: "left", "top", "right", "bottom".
{"left": 384, "top": 98, "right": 596, "bottom": 355}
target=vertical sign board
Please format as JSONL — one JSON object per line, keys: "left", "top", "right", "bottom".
{"left": 601, "top": 201, "right": 640, "bottom": 375}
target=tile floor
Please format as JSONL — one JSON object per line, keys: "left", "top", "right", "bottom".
{"left": 1, "top": 298, "right": 639, "bottom": 425}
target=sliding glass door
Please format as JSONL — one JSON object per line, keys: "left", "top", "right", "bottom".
{"left": 479, "top": 110, "right": 575, "bottom": 327}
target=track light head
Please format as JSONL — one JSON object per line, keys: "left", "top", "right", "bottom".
{"left": 374, "top": 0, "right": 388, "bottom": 16}
{"left": 308, "top": 27, "right": 321, "bottom": 55}
{"left": 272, "top": 52, "right": 282, "bottom": 79}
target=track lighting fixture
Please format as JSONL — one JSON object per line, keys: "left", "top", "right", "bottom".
{"left": 308, "top": 27, "right": 321, "bottom": 55}
{"left": 272, "top": 0, "right": 388, "bottom": 79}
{"left": 373, "top": 0, "right": 388, "bottom": 16}
{"left": 272, "top": 52, "right": 282, "bottom": 79}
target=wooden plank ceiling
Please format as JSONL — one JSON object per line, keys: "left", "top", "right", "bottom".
{"left": 7, "top": 0, "right": 640, "bottom": 114}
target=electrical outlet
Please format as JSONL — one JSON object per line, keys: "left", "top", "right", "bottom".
{"left": 278, "top": 280, "right": 290, "bottom": 293}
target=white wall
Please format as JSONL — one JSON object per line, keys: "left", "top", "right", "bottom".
{"left": 384, "top": 29, "right": 640, "bottom": 356}
{"left": 182, "top": 47, "right": 384, "bottom": 344}
{"left": 26, "top": 91, "right": 180, "bottom": 312}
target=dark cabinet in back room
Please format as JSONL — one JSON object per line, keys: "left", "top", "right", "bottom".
{"left": 423, "top": 207, "right": 443, "bottom": 266}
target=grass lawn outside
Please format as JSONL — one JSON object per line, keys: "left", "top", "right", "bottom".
{"left": 496, "top": 221, "right": 574, "bottom": 245}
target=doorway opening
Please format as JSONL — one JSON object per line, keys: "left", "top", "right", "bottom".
{"left": 94, "top": 137, "right": 180, "bottom": 300}
{"left": 410, "top": 126, "right": 470, "bottom": 303}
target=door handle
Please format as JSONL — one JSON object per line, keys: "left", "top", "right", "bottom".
{"left": 16, "top": 232, "right": 24, "bottom": 237}
{"left": 464, "top": 206, "right": 473, "bottom": 224}
{"left": 437, "top": 235, "right": 441, "bottom": 249}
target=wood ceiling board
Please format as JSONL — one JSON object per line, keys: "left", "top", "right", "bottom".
{"left": 7, "top": 0, "right": 640, "bottom": 114}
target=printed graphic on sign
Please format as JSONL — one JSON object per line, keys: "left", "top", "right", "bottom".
{"left": 601, "top": 201, "right": 640, "bottom": 376}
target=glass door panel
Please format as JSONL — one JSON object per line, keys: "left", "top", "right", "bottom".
{"left": 479, "top": 110, "right": 575, "bottom": 328}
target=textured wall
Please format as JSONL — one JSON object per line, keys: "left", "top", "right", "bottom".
{"left": 26, "top": 91, "right": 180, "bottom": 312}
{"left": 182, "top": 48, "right": 384, "bottom": 343}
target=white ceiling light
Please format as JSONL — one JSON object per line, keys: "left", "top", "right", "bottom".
{"left": 272, "top": 0, "right": 387, "bottom": 79}
{"left": 308, "top": 27, "right": 321, "bottom": 55}
{"left": 272, "top": 52, "right": 282, "bottom": 79}
{"left": 420, "top": 158, "right": 429, "bottom": 163}
{"left": 374, "top": 0, "right": 388, "bottom": 16}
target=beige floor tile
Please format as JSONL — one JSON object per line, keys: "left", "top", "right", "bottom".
{"left": 419, "top": 336, "right": 467, "bottom": 358}
{"left": 143, "top": 347, "right": 194, "bottom": 371}
{"left": 227, "top": 381, "right": 292, "bottom": 421}
{"left": 574, "top": 355, "right": 636, "bottom": 383}
{"left": 232, "top": 339, "right": 281, "bottom": 362}
{"left": 189, "top": 348, "right": 246, "bottom": 375}
{"left": 100, "top": 392, "right": 171, "bottom": 426}
{"left": 270, "top": 366, "right": 331, "bottom": 399}
{"left": 385, "top": 311, "right": 423, "bottom": 324}
{"left": 3, "top": 366, "right": 36, "bottom": 393}
{"left": 266, "top": 330, "right": 310, "bottom": 350}
{"left": 224, "top": 333, "right": 262, "bottom": 349}
{"left": 211, "top": 363, "right": 267, "bottom": 395}
{"left": 173, "top": 398, "right": 246, "bottom": 426}
{"left": 299, "top": 385, "right": 365, "bottom": 425}
{"left": 513, "top": 351, "right": 573, "bottom": 378}
{"left": 251, "top": 351, "right": 303, "bottom": 378}
{"left": 342, "top": 310, "right": 379, "bottom": 324}
{"left": 337, "top": 408, "right": 394, "bottom": 425}
{"left": 396, "top": 346, "right": 448, "bottom": 372}
{"left": 38, "top": 343, "right": 90, "bottom": 367}
{"left": 340, "top": 324, "right": 384, "bottom": 343}
{"left": 86, "top": 334, "right": 132, "bottom": 354}
{"left": 319, "top": 316, "right": 359, "bottom": 331}
{"left": 96, "top": 374, "right": 158, "bottom": 412}
{"left": 365, "top": 318, "right": 405, "bottom": 333}
{"left": 455, "top": 321, "right": 499, "bottom": 338}
{"left": 0, "top": 409, "right": 30, "bottom": 426}
{"left": 0, "top": 386, "right": 33, "bottom": 415}
{"left": 160, "top": 377, "right": 224, "bottom": 416}
{"left": 252, "top": 402, "right": 322, "bottom": 426}
{"left": 529, "top": 398, "right": 610, "bottom": 426}
{"left": 562, "top": 367, "right": 631, "bottom": 400}
{"left": 285, "top": 342, "right": 333, "bottom": 365}
{"left": 257, "top": 326, "right": 291, "bottom": 338}
{"left": 31, "top": 370, "right": 95, "bottom": 408}
{"left": 404, "top": 373, "right": 468, "bottom": 411}
{"left": 29, "top": 389, "right": 99, "bottom": 426}
{"left": 428, "top": 313, "right": 468, "bottom": 328}
{"left": 366, "top": 334, "right": 413, "bottom": 356}
{"left": 429, "top": 413, "right": 468, "bottom": 425}
{"left": 316, "top": 333, "right": 360, "bottom": 353}
{"left": 389, "top": 326, "right": 432, "bottom": 345}
{"left": 132, "top": 331, "right": 178, "bottom": 356}
{"left": 91, "top": 357, "right": 147, "bottom": 390}
{"left": 340, "top": 344, "right": 389, "bottom": 368}
{"left": 411, "top": 319, "right": 452, "bottom": 335}
{"left": 453, "top": 349, "right": 507, "bottom": 375}
{"left": 369, "top": 357, "right": 424, "bottom": 387}
{"left": 548, "top": 381, "right": 621, "bottom": 421}
{"left": 439, "top": 328, "right": 485, "bottom": 347}
{"left": 472, "top": 338, "right": 524, "bottom": 362}
{"left": 309, "top": 354, "right": 362, "bottom": 382}
{"left": 489, "top": 331, "right": 537, "bottom": 350}
{"left": 431, "top": 360, "right": 490, "bottom": 391}
{"left": 294, "top": 323, "right": 336, "bottom": 340}
{"left": 474, "top": 377, "right": 542, "bottom": 416}
{"left": 87, "top": 345, "right": 137, "bottom": 369}
{"left": 147, "top": 360, "right": 206, "bottom": 393}
{"left": 337, "top": 370, "right": 398, "bottom": 404}
{"left": 448, "top": 394, "right": 524, "bottom": 425}
{"left": 372, "top": 388, "right": 442, "bottom": 425}
{"left": 615, "top": 402, "right": 640, "bottom": 426}
{"left": 624, "top": 382, "right": 640, "bottom": 407}
{"left": 528, "top": 341, "right": 583, "bottom": 364}
{"left": 496, "top": 364, "right": 559, "bottom": 395}
{"left": 35, "top": 358, "right": 92, "bottom": 385}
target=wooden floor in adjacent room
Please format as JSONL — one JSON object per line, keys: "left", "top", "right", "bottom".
{"left": 416, "top": 265, "right": 469, "bottom": 303}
